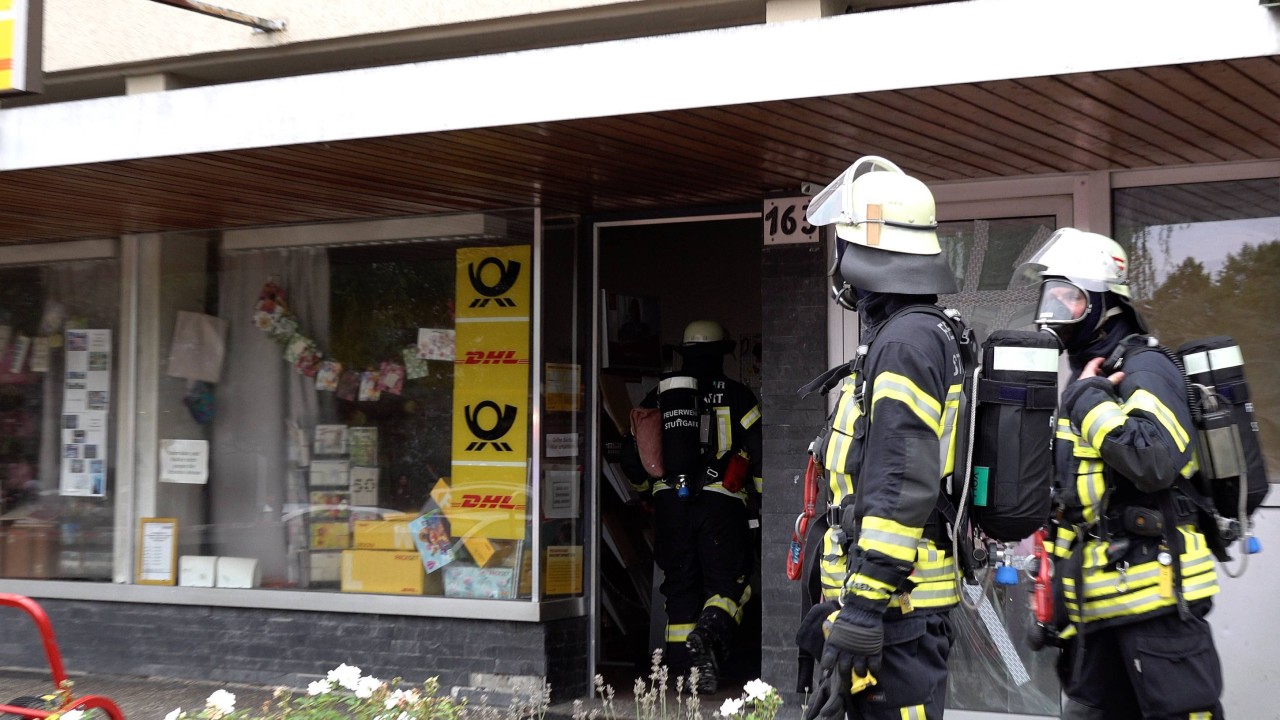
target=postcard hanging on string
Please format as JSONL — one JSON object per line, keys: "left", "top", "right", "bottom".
{"left": 402, "top": 346, "right": 429, "bottom": 380}
{"left": 417, "top": 329, "right": 456, "bottom": 361}
{"left": 315, "top": 361, "right": 342, "bottom": 391}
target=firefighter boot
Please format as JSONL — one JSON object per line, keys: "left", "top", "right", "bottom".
{"left": 686, "top": 626, "right": 720, "bottom": 695}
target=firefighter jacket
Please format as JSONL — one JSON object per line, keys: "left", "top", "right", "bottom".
{"left": 816, "top": 294, "right": 963, "bottom": 615}
{"left": 1048, "top": 336, "right": 1220, "bottom": 631}
{"left": 624, "top": 371, "right": 763, "bottom": 504}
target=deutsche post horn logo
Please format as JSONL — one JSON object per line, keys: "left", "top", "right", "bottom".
{"left": 468, "top": 257, "right": 521, "bottom": 308}
{"left": 464, "top": 400, "right": 518, "bottom": 451}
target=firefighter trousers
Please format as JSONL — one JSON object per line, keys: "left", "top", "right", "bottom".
{"left": 1059, "top": 603, "right": 1224, "bottom": 719}
{"left": 653, "top": 488, "right": 751, "bottom": 672}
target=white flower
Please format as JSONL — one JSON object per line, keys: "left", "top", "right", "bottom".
{"left": 328, "top": 663, "right": 364, "bottom": 691}
{"left": 385, "top": 688, "right": 421, "bottom": 709}
{"left": 163, "top": 710, "right": 182, "bottom": 720}
{"left": 354, "top": 675, "right": 384, "bottom": 699}
{"left": 205, "top": 689, "right": 236, "bottom": 718}
{"left": 744, "top": 679, "right": 774, "bottom": 702}
{"left": 308, "top": 679, "right": 334, "bottom": 696}
{"left": 719, "top": 698, "right": 744, "bottom": 717}
{"left": 61, "top": 711, "right": 85, "bottom": 720}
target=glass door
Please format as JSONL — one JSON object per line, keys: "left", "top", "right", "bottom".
{"left": 934, "top": 197, "right": 1068, "bottom": 718}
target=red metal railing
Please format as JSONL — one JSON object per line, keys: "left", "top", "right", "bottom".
{"left": 0, "top": 593, "right": 125, "bottom": 719}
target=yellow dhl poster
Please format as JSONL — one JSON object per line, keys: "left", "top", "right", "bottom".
{"left": 436, "top": 466, "right": 528, "bottom": 541}
{"left": 450, "top": 245, "right": 531, "bottom": 539}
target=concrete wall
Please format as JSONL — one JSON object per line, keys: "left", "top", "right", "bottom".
{"left": 0, "top": 600, "right": 590, "bottom": 700}
{"left": 757, "top": 239, "right": 829, "bottom": 704}
{"left": 46, "top": 0, "right": 646, "bottom": 70}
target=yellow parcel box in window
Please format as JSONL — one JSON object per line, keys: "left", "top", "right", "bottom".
{"left": 352, "top": 517, "right": 415, "bottom": 550}
{"left": 341, "top": 549, "right": 424, "bottom": 595}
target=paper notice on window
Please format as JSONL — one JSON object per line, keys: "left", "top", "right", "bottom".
{"left": 138, "top": 518, "right": 177, "bottom": 585}
{"left": 60, "top": 329, "right": 111, "bottom": 497}
{"left": 160, "top": 439, "right": 209, "bottom": 484}
{"left": 545, "top": 546, "right": 583, "bottom": 595}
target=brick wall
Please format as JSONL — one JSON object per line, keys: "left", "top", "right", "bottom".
{"left": 0, "top": 600, "right": 588, "bottom": 700}
{"left": 757, "top": 240, "right": 829, "bottom": 708}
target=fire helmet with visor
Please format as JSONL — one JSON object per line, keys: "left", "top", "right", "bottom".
{"left": 1015, "top": 227, "right": 1147, "bottom": 349}
{"left": 806, "top": 156, "right": 958, "bottom": 309}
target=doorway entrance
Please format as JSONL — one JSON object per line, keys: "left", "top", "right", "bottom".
{"left": 592, "top": 213, "right": 763, "bottom": 694}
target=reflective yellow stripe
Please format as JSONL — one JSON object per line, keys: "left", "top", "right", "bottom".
{"left": 1052, "top": 526, "right": 1075, "bottom": 559}
{"left": 1076, "top": 460, "right": 1106, "bottom": 524}
{"left": 1190, "top": 712, "right": 1213, "bottom": 720}
{"left": 899, "top": 706, "right": 925, "bottom": 720}
{"left": 1181, "top": 456, "right": 1198, "bottom": 480}
{"left": 888, "top": 539, "right": 957, "bottom": 610}
{"left": 705, "top": 585, "right": 753, "bottom": 623}
{"left": 1081, "top": 400, "right": 1126, "bottom": 449}
{"left": 666, "top": 623, "right": 694, "bottom": 643}
{"left": 740, "top": 405, "right": 761, "bottom": 430}
{"left": 820, "top": 528, "right": 847, "bottom": 601}
{"left": 1064, "top": 527, "right": 1220, "bottom": 623}
{"left": 939, "top": 384, "right": 962, "bottom": 476}
{"left": 871, "top": 372, "right": 943, "bottom": 435}
{"left": 846, "top": 572, "right": 897, "bottom": 603}
{"left": 828, "top": 470, "right": 854, "bottom": 506}
{"left": 832, "top": 377, "right": 860, "bottom": 434}
{"left": 1123, "top": 389, "right": 1191, "bottom": 450}
{"left": 715, "top": 405, "right": 732, "bottom": 459}
{"left": 859, "top": 516, "right": 923, "bottom": 562}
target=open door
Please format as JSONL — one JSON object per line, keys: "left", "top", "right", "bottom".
{"left": 591, "top": 213, "right": 762, "bottom": 693}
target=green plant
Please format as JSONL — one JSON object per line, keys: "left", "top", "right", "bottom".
{"left": 585, "top": 650, "right": 781, "bottom": 720}
{"left": 159, "top": 664, "right": 490, "bottom": 720}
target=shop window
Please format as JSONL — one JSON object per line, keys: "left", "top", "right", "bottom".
{"left": 0, "top": 258, "right": 120, "bottom": 582}
{"left": 1114, "top": 178, "right": 1280, "bottom": 482}
{"left": 151, "top": 209, "right": 586, "bottom": 601}
{"left": 937, "top": 217, "right": 1062, "bottom": 717}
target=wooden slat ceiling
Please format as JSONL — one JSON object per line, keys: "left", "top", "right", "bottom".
{"left": 3, "top": 56, "right": 1279, "bottom": 245}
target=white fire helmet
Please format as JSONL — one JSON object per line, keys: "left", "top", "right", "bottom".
{"left": 806, "top": 156, "right": 957, "bottom": 300}
{"left": 1016, "top": 227, "right": 1132, "bottom": 298}
{"left": 682, "top": 320, "right": 726, "bottom": 345}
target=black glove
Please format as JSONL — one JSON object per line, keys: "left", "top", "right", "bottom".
{"left": 804, "top": 603, "right": 885, "bottom": 720}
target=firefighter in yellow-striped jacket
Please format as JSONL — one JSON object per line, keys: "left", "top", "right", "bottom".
{"left": 801, "top": 157, "right": 962, "bottom": 720}
{"left": 1021, "top": 228, "right": 1223, "bottom": 720}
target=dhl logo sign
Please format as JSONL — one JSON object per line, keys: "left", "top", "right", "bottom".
{"left": 460, "top": 350, "right": 529, "bottom": 365}
{"left": 459, "top": 494, "right": 527, "bottom": 510}
{"left": 463, "top": 400, "right": 518, "bottom": 452}
{"left": 467, "top": 256, "right": 521, "bottom": 308}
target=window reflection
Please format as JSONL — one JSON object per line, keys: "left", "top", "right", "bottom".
{"left": 1115, "top": 180, "right": 1280, "bottom": 482}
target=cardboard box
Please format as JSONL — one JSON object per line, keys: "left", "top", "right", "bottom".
{"left": 308, "top": 550, "right": 342, "bottom": 584}
{"left": 341, "top": 549, "right": 424, "bottom": 595}
{"left": 309, "top": 521, "right": 350, "bottom": 549}
{"left": 444, "top": 563, "right": 514, "bottom": 599}
{"left": 216, "top": 556, "right": 261, "bottom": 588}
{"left": 3, "top": 523, "right": 58, "bottom": 578}
{"left": 352, "top": 518, "right": 414, "bottom": 550}
{"left": 179, "top": 555, "right": 217, "bottom": 587}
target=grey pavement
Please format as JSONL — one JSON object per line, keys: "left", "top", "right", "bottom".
{"left": 0, "top": 667, "right": 279, "bottom": 719}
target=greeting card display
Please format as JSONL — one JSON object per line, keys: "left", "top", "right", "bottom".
{"left": 313, "top": 425, "right": 348, "bottom": 456}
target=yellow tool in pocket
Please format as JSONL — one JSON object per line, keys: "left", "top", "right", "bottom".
{"left": 850, "top": 671, "right": 878, "bottom": 695}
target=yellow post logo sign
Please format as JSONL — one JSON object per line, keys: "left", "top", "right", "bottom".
{"left": 449, "top": 246, "right": 531, "bottom": 540}
{"left": 0, "top": 0, "right": 41, "bottom": 95}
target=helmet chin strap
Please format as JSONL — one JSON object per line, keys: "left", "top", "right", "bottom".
{"left": 828, "top": 241, "right": 859, "bottom": 311}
